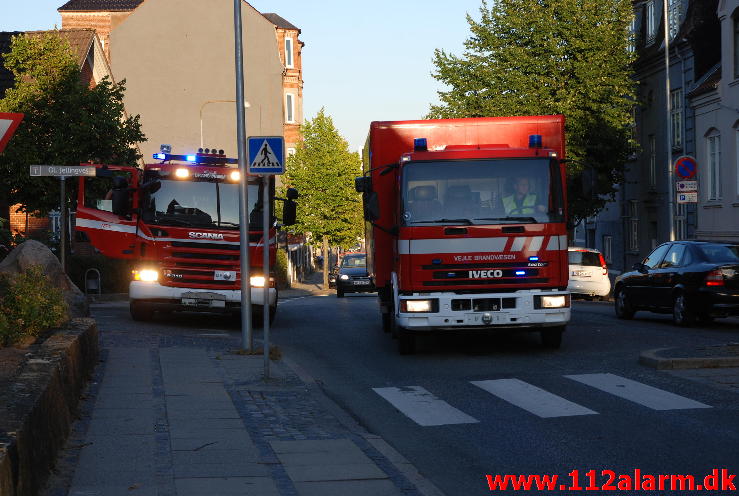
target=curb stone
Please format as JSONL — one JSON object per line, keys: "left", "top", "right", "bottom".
{"left": 0, "top": 319, "right": 98, "bottom": 496}
{"left": 640, "top": 347, "right": 739, "bottom": 370}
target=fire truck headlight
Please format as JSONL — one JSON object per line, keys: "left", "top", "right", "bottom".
{"left": 133, "top": 269, "right": 159, "bottom": 282}
{"left": 250, "top": 276, "right": 266, "bottom": 287}
{"left": 401, "top": 299, "right": 438, "bottom": 313}
{"left": 229, "top": 170, "right": 241, "bottom": 182}
{"left": 537, "top": 295, "right": 570, "bottom": 309}
{"left": 175, "top": 168, "right": 189, "bottom": 179}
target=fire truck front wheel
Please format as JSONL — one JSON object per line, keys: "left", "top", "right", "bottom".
{"left": 130, "top": 301, "right": 154, "bottom": 321}
{"left": 540, "top": 326, "right": 564, "bottom": 349}
{"left": 397, "top": 329, "right": 416, "bottom": 355}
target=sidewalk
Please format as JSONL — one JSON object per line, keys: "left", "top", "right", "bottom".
{"left": 45, "top": 284, "right": 440, "bottom": 496}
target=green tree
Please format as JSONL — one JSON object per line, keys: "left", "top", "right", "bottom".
{"left": 282, "top": 109, "right": 363, "bottom": 287}
{"left": 0, "top": 31, "right": 145, "bottom": 222}
{"left": 429, "top": 0, "right": 636, "bottom": 224}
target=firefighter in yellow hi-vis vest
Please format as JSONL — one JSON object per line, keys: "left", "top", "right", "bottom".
{"left": 502, "top": 177, "right": 546, "bottom": 216}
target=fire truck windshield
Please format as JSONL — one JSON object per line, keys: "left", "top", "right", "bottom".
{"left": 401, "top": 158, "right": 564, "bottom": 226}
{"left": 143, "top": 179, "right": 263, "bottom": 230}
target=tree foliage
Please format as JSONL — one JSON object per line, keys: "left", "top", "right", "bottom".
{"left": 429, "top": 0, "right": 636, "bottom": 224}
{"left": 282, "top": 109, "right": 363, "bottom": 249}
{"left": 0, "top": 31, "right": 145, "bottom": 219}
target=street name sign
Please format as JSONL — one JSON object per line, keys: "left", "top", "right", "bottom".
{"left": 674, "top": 156, "right": 697, "bottom": 179}
{"left": 0, "top": 113, "right": 24, "bottom": 153}
{"left": 677, "top": 192, "right": 698, "bottom": 203}
{"left": 30, "top": 165, "right": 97, "bottom": 177}
{"left": 676, "top": 180, "right": 698, "bottom": 192}
{"left": 248, "top": 136, "right": 284, "bottom": 175}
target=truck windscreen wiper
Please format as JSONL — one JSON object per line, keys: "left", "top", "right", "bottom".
{"left": 412, "top": 218, "right": 473, "bottom": 225}
{"left": 474, "top": 216, "right": 538, "bottom": 224}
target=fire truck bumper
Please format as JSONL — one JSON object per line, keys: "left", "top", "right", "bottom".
{"left": 130, "top": 281, "right": 277, "bottom": 311}
{"left": 396, "top": 290, "right": 570, "bottom": 331}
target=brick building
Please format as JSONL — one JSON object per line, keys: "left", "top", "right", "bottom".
{"left": 262, "top": 13, "right": 304, "bottom": 155}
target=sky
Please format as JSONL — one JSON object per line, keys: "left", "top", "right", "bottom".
{"left": 0, "top": 0, "right": 484, "bottom": 152}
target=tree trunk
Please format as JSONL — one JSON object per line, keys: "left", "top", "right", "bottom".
{"left": 322, "top": 236, "right": 329, "bottom": 290}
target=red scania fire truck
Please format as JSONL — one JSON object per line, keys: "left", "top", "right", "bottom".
{"left": 74, "top": 149, "right": 297, "bottom": 322}
{"left": 356, "top": 116, "right": 570, "bottom": 354}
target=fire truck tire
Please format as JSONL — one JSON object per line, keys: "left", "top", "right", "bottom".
{"left": 540, "top": 326, "right": 564, "bottom": 349}
{"left": 397, "top": 330, "right": 416, "bottom": 355}
{"left": 130, "top": 301, "right": 154, "bottom": 321}
{"left": 381, "top": 311, "right": 392, "bottom": 333}
{"left": 251, "top": 305, "right": 277, "bottom": 327}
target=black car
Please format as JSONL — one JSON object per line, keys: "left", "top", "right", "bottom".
{"left": 614, "top": 241, "right": 739, "bottom": 325}
{"left": 335, "top": 253, "right": 374, "bottom": 297}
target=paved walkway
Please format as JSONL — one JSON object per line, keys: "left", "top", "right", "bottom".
{"left": 44, "top": 276, "right": 437, "bottom": 496}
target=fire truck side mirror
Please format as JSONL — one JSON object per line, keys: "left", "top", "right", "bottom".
{"left": 355, "top": 176, "right": 371, "bottom": 193}
{"left": 365, "top": 192, "right": 380, "bottom": 221}
{"left": 282, "top": 200, "right": 297, "bottom": 226}
{"left": 111, "top": 189, "right": 129, "bottom": 216}
{"left": 141, "top": 179, "right": 161, "bottom": 194}
{"left": 286, "top": 187, "right": 299, "bottom": 200}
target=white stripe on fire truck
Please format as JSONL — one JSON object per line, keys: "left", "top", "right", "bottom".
{"left": 75, "top": 218, "right": 274, "bottom": 246}
{"left": 528, "top": 236, "right": 544, "bottom": 252}
{"left": 398, "top": 237, "right": 508, "bottom": 255}
{"left": 510, "top": 237, "right": 526, "bottom": 251}
{"left": 546, "top": 235, "right": 567, "bottom": 251}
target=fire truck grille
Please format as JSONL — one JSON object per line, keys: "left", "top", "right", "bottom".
{"left": 171, "top": 241, "right": 240, "bottom": 251}
{"left": 423, "top": 278, "right": 548, "bottom": 287}
{"left": 161, "top": 240, "right": 243, "bottom": 289}
{"left": 171, "top": 252, "right": 239, "bottom": 261}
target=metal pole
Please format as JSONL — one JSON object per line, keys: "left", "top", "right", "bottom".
{"left": 59, "top": 176, "right": 66, "bottom": 273}
{"left": 664, "top": 0, "right": 675, "bottom": 241}
{"left": 262, "top": 175, "right": 270, "bottom": 378}
{"left": 234, "top": 0, "right": 253, "bottom": 351}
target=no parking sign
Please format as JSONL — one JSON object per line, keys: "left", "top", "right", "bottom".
{"left": 674, "top": 156, "right": 697, "bottom": 179}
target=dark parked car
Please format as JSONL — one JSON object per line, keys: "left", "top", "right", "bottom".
{"left": 335, "top": 253, "right": 374, "bottom": 297}
{"left": 614, "top": 241, "right": 739, "bottom": 325}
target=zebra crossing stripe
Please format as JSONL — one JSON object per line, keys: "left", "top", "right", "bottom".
{"left": 372, "top": 386, "right": 479, "bottom": 426}
{"left": 565, "top": 373, "right": 711, "bottom": 411}
{"left": 471, "top": 379, "right": 598, "bottom": 418}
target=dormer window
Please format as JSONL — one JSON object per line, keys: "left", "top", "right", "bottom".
{"left": 285, "top": 37, "right": 294, "bottom": 68}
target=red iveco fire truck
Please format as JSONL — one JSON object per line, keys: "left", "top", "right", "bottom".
{"left": 74, "top": 149, "right": 297, "bottom": 322}
{"left": 356, "top": 116, "right": 570, "bottom": 354}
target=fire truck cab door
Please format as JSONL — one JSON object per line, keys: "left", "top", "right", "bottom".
{"left": 75, "top": 166, "right": 139, "bottom": 259}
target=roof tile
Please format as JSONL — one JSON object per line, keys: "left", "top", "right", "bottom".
{"left": 58, "top": 0, "right": 143, "bottom": 12}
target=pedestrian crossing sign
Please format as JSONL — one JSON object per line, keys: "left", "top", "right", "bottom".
{"left": 248, "top": 136, "right": 284, "bottom": 175}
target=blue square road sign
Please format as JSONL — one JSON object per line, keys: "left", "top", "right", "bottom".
{"left": 248, "top": 136, "right": 284, "bottom": 175}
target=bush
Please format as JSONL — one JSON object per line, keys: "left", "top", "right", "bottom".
{"left": 274, "top": 249, "right": 290, "bottom": 290}
{"left": 69, "top": 254, "right": 134, "bottom": 294}
{"left": 0, "top": 265, "right": 68, "bottom": 346}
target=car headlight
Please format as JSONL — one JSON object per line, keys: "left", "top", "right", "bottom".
{"left": 536, "top": 295, "right": 570, "bottom": 309}
{"left": 133, "top": 269, "right": 159, "bottom": 282}
{"left": 339, "top": 274, "right": 350, "bottom": 280}
{"left": 400, "top": 299, "right": 438, "bottom": 313}
{"left": 250, "top": 276, "right": 266, "bottom": 287}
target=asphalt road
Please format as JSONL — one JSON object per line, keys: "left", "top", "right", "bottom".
{"left": 270, "top": 294, "right": 739, "bottom": 495}
{"left": 83, "top": 297, "right": 739, "bottom": 495}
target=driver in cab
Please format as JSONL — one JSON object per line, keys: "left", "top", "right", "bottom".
{"left": 502, "top": 176, "right": 546, "bottom": 216}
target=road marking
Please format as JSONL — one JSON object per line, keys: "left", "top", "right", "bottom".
{"left": 373, "top": 386, "right": 479, "bottom": 426}
{"left": 565, "top": 373, "right": 711, "bottom": 410}
{"left": 471, "top": 379, "right": 598, "bottom": 418}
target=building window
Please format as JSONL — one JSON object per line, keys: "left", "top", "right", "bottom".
{"left": 670, "top": 89, "right": 683, "bottom": 149}
{"left": 628, "top": 200, "right": 639, "bottom": 252}
{"left": 285, "top": 38, "right": 294, "bottom": 68}
{"left": 707, "top": 132, "right": 721, "bottom": 201}
{"left": 602, "top": 235, "right": 613, "bottom": 264}
{"left": 668, "top": 0, "right": 682, "bottom": 41}
{"left": 646, "top": 0, "right": 656, "bottom": 45}
{"left": 285, "top": 93, "right": 295, "bottom": 123}
{"left": 628, "top": 17, "right": 637, "bottom": 53}
{"left": 648, "top": 134, "right": 657, "bottom": 189}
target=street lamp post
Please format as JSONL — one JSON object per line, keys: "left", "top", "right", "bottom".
{"left": 199, "top": 99, "right": 250, "bottom": 149}
{"left": 664, "top": 0, "right": 676, "bottom": 241}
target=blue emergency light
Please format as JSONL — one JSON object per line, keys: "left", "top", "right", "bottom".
{"left": 515, "top": 270, "right": 526, "bottom": 276}
{"left": 528, "top": 134, "right": 543, "bottom": 148}
{"left": 186, "top": 154, "right": 197, "bottom": 162}
{"left": 529, "top": 256, "right": 539, "bottom": 262}
{"left": 154, "top": 153, "right": 166, "bottom": 160}
{"left": 414, "top": 138, "right": 428, "bottom": 152}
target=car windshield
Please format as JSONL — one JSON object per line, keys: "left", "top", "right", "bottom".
{"left": 698, "top": 244, "right": 739, "bottom": 263}
{"left": 568, "top": 251, "right": 602, "bottom": 267}
{"left": 401, "top": 158, "right": 564, "bottom": 226}
{"left": 143, "top": 179, "right": 267, "bottom": 229}
{"left": 341, "top": 256, "right": 366, "bottom": 268}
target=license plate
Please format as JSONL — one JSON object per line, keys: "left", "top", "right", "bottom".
{"left": 354, "top": 280, "right": 370, "bottom": 285}
{"left": 214, "top": 271, "right": 236, "bottom": 281}
{"left": 182, "top": 298, "right": 226, "bottom": 308}
{"left": 572, "top": 270, "right": 591, "bottom": 277}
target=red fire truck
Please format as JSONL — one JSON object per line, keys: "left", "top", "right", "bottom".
{"left": 356, "top": 116, "right": 570, "bottom": 354}
{"left": 74, "top": 149, "right": 297, "bottom": 322}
